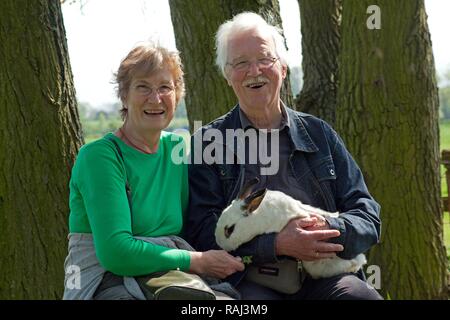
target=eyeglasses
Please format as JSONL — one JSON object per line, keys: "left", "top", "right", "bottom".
{"left": 226, "top": 57, "right": 279, "bottom": 72}
{"left": 133, "top": 83, "right": 175, "bottom": 97}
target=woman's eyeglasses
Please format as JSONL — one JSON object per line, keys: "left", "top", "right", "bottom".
{"left": 133, "top": 84, "right": 175, "bottom": 97}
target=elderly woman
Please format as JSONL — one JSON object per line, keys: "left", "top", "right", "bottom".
{"left": 63, "top": 43, "right": 244, "bottom": 300}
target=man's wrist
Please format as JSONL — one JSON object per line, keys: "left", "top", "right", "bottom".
{"left": 275, "top": 233, "right": 285, "bottom": 256}
{"left": 324, "top": 216, "right": 346, "bottom": 245}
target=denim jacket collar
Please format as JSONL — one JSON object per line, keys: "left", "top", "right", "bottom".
{"left": 216, "top": 103, "right": 319, "bottom": 154}
{"left": 239, "top": 103, "right": 290, "bottom": 131}
{"left": 285, "top": 106, "right": 319, "bottom": 153}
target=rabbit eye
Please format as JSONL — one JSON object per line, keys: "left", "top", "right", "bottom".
{"left": 224, "top": 224, "right": 235, "bottom": 238}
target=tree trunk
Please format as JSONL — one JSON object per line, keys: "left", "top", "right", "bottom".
{"left": 296, "top": 0, "right": 341, "bottom": 125}
{"left": 0, "top": 0, "right": 83, "bottom": 299}
{"left": 336, "top": 0, "right": 448, "bottom": 299}
{"left": 169, "top": 0, "right": 293, "bottom": 131}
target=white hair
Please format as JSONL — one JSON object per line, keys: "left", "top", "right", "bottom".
{"left": 215, "top": 12, "right": 289, "bottom": 79}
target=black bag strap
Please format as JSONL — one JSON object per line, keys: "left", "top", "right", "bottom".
{"left": 107, "top": 137, "right": 133, "bottom": 216}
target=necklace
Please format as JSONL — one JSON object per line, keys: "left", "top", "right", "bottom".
{"left": 119, "top": 127, "right": 153, "bottom": 154}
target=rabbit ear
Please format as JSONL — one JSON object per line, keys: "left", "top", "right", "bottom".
{"left": 237, "top": 177, "right": 260, "bottom": 200}
{"left": 243, "top": 188, "right": 267, "bottom": 213}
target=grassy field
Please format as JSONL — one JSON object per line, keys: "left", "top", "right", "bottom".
{"left": 441, "top": 121, "right": 450, "bottom": 196}
{"left": 440, "top": 121, "right": 450, "bottom": 262}
{"left": 440, "top": 121, "right": 450, "bottom": 149}
{"left": 445, "top": 213, "right": 450, "bottom": 262}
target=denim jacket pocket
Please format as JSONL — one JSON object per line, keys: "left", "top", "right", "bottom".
{"left": 309, "top": 157, "right": 337, "bottom": 211}
{"left": 311, "top": 157, "right": 337, "bottom": 182}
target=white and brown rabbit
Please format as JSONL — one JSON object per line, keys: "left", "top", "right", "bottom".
{"left": 215, "top": 178, "right": 366, "bottom": 279}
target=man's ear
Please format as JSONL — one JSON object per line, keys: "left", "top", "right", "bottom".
{"left": 224, "top": 68, "right": 233, "bottom": 86}
{"left": 281, "top": 64, "right": 288, "bottom": 80}
{"left": 223, "top": 65, "right": 231, "bottom": 87}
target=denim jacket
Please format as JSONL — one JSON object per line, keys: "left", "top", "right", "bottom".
{"left": 186, "top": 105, "right": 381, "bottom": 284}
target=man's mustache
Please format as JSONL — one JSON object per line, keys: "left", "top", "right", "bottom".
{"left": 242, "top": 76, "right": 269, "bottom": 86}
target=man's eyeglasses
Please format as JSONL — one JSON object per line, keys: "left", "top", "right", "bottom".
{"left": 133, "top": 84, "right": 175, "bottom": 97}
{"left": 226, "top": 57, "right": 279, "bottom": 72}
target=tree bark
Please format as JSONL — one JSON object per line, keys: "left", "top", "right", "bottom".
{"left": 0, "top": 0, "right": 83, "bottom": 299}
{"left": 296, "top": 0, "right": 341, "bottom": 125}
{"left": 169, "top": 0, "right": 293, "bottom": 131}
{"left": 336, "top": 0, "right": 448, "bottom": 299}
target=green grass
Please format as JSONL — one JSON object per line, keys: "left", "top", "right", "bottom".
{"left": 440, "top": 121, "right": 450, "bottom": 196}
{"left": 440, "top": 121, "right": 450, "bottom": 263}
{"left": 444, "top": 214, "right": 450, "bottom": 260}
{"left": 440, "top": 120, "right": 450, "bottom": 149}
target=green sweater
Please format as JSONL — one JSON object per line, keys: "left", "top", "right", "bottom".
{"left": 68, "top": 132, "right": 191, "bottom": 276}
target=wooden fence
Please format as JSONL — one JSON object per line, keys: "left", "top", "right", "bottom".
{"left": 442, "top": 150, "right": 450, "bottom": 213}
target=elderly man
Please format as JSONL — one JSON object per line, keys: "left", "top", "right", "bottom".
{"left": 186, "top": 12, "right": 382, "bottom": 300}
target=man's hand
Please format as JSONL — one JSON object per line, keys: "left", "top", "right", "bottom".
{"left": 301, "top": 212, "right": 330, "bottom": 231}
{"left": 275, "top": 217, "right": 343, "bottom": 261}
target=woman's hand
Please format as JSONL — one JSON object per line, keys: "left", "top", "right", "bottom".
{"left": 189, "top": 250, "right": 245, "bottom": 279}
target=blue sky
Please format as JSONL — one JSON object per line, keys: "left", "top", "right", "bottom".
{"left": 62, "top": 0, "right": 450, "bottom": 108}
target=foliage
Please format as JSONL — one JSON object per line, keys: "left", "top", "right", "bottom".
{"left": 439, "top": 68, "right": 450, "bottom": 120}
